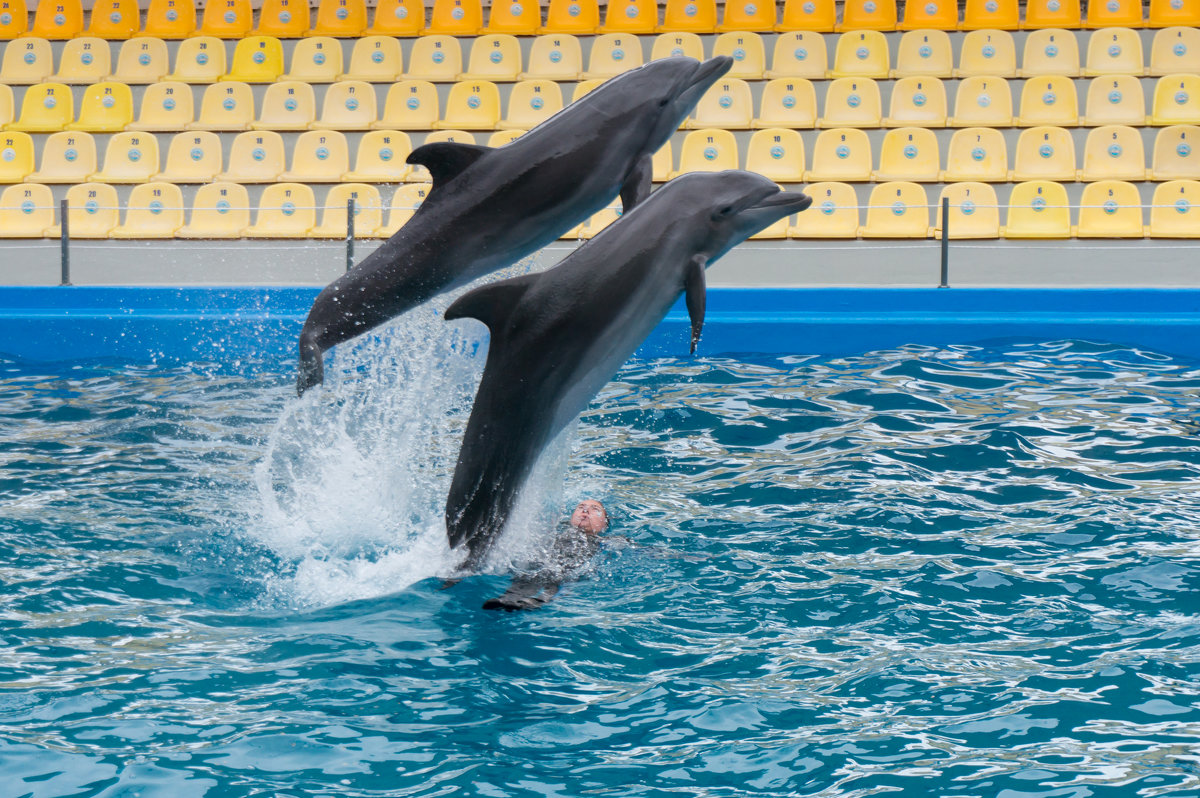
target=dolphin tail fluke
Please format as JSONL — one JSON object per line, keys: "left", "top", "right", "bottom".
{"left": 685, "top": 254, "right": 707, "bottom": 355}
{"left": 296, "top": 332, "right": 324, "bottom": 396}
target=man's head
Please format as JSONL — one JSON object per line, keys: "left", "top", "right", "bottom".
{"left": 570, "top": 500, "right": 609, "bottom": 535}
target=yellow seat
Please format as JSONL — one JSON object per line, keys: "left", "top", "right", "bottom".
{"left": 7, "top": 82, "right": 72, "bottom": 132}
{"left": 484, "top": 129, "right": 521, "bottom": 146}
{"left": 0, "top": 83, "right": 11, "bottom": 126}
{"left": 176, "top": 181, "right": 250, "bottom": 239}
{"left": 651, "top": 142, "right": 671, "bottom": 180}
{"left": 686, "top": 77, "right": 753, "bottom": 128}
{"left": 961, "top": 0, "right": 1019, "bottom": 29}
{"left": 764, "top": 30, "right": 827, "bottom": 78}
{"left": 1084, "top": 27, "right": 1146, "bottom": 76}
{"left": 112, "top": 37, "right": 170, "bottom": 84}
{"left": 188, "top": 82, "right": 254, "bottom": 131}
{"left": 144, "top": 0, "right": 196, "bottom": 38}
{"left": 1085, "top": 0, "right": 1145, "bottom": 27}
{"left": 283, "top": 37, "right": 342, "bottom": 83}
{"left": 859, "top": 182, "right": 930, "bottom": 237}
{"left": 308, "top": 0, "right": 368, "bottom": 35}
{"left": 1076, "top": 179, "right": 1145, "bottom": 236}
{"left": 0, "top": 37, "right": 53, "bottom": 84}
{"left": 110, "top": 181, "right": 183, "bottom": 238}
{"left": 744, "top": 127, "right": 804, "bottom": 181}
{"left": 1011, "top": 126, "right": 1077, "bottom": 180}
{"left": 312, "top": 80, "right": 377, "bottom": 130}
{"left": 30, "top": 0, "right": 83, "bottom": 38}
{"left": 817, "top": 77, "right": 882, "bottom": 128}
{"left": 252, "top": 80, "right": 317, "bottom": 131}
{"left": 0, "top": 183, "right": 53, "bottom": 236}
{"left": 667, "top": 128, "right": 738, "bottom": 177}
{"left": 1149, "top": 179, "right": 1200, "bottom": 236}
{"left": 461, "top": 34, "right": 523, "bottom": 81}
{"left": 521, "top": 35, "right": 582, "bottom": 80}
{"left": 223, "top": 35, "right": 284, "bottom": 83}
{"left": 1002, "top": 180, "right": 1071, "bottom": 238}
{"left": 660, "top": 0, "right": 717, "bottom": 32}
{"left": 872, "top": 127, "right": 940, "bottom": 181}
{"left": 194, "top": 0, "right": 253, "bottom": 38}
{"left": 892, "top": 29, "right": 952, "bottom": 77}
{"left": 837, "top": 0, "right": 895, "bottom": 30}
{"left": 1017, "top": 75, "right": 1079, "bottom": 126}
{"left": 898, "top": 0, "right": 957, "bottom": 29}
{"left": 343, "top": 35, "right": 404, "bottom": 81}
{"left": 245, "top": 182, "right": 315, "bottom": 238}
{"left": 216, "top": 130, "right": 284, "bottom": 181}
{"left": 423, "top": 0, "right": 482, "bottom": 34}
{"left": 27, "top": 131, "right": 97, "bottom": 183}
{"left": 753, "top": 77, "right": 817, "bottom": 128}
{"left": 87, "top": 0, "right": 142, "bottom": 38}
{"left": 883, "top": 76, "right": 948, "bottom": 127}
{"left": 651, "top": 31, "right": 704, "bottom": 60}
{"left": 1150, "top": 26, "right": 1200, "bottom": 75}
{"left": 941, "top": 126, "right": 1009, "bottom": 181}
{"left": 1079, "top": 123, "right": 1148, "bottom": 180}
{"left": 129, "top": 80, "right": 193, "bottom": 131}
{"left": 1081, "top": 74, "right": 1146, "bottom": 124}
{"left": 1151, "top": 74, "right": 1200, "bottom": 125}
{"left": 310, "top": 182, "right": 383, "bottom": 237}
{"left": 156, "top": 130, "right": 222, "bottom": 181}
{"left": 711, "top": 31, "right": 766, "bottom": 78}
{"left": 255, "top": 0, "right": 310, "bottom": 36}
{"left": 775, "top": 0, "right": 834, "bottom": 31}
{"left": 67, "top": 81, "right": 134, "bottom": 132}
{"left": 90, "top": 131, "right": 160, "bottom": 183}
{"left": 380, "top": 182, "right": 430, "bottom": 235}
{"left": 831, "top": 30, "right": 890, "bottom": 78}
{"left": 280, "top": 129, "right": 350, "bottom": 181}
{"left": 0, "top": 0, "right": 28, "bottom": 39}
{"left": 576, "top": 205, "right": 623, "bottom": 238}
{"left": 1019, "top": 29, "right": 1081, "bottom": 76}
{"left": 345, "top": 129, "right": 413, "bottom": 181}
{"left": 789, "top": 181, "right": 858, "bottom": 237}
{"left": 406, "top": 34, "right": 463, "bottom": 81}
{"left": 600, "top": 0, "right": 658, "bottom": 33}
{"left": 486, "top": 0, "right": 541, "bottom": 33}
{"left": 571, "top": 78, "right": 605, "bottom": 101}
{"left": 45, "top": 182, "right": 118, "bottom": 238}
{"left": 433, "top": 80, "right": 501, "bottom": 130}
{"left": 0, "top": 129, "right": 32, "bottom": 182}
{"left": 1148, "top": 0, "right": 1200, "bottom": 25}
{"left": 53, "top": 37, "right": 113, "bottom": 84}
{"left": 1151, "top": 124, "right": 1200, "bottom": 178}
{"left": 805, "top": 127, "right": 872, "bottom": 180}
{"left": 935, "top": 182, "right": 1000, "bottom": 239}
{"left": 500, "top": 79, "right": 563, "bottom": 129}
{"left": 167, "top": 36, "right": 226, "bottom": 83}
{"left": 366, "top": 0, "right": 423, "bottom": 34}
{"left": 719, "top": 0, "right": 775, "bottom": 30}
{"left": 374, "top": 80, "right": 439, "bottom": 130}
{"left": 949, "top": 77, "right": 1013, "bottom": 126}
{"left": 1023, "top": 0, "right": 1081, "bottom": 28}
{"left": 538, "top": 0, "right": 599, "bottom": 33}
{"left": 954, "top": 29, "right": 1017, "bottom": 77}
{"left": 749, "top": 209, "right": 790, "bottom": 239}
{"left": 584, "top": 33, "right": 644, "bottom": 78}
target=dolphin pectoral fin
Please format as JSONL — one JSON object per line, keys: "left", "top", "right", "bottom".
{"left": 297, "top": 332, "right": 324, "bottom": 396}
{"left": 483, "top": 579, "right": 561, "bottom": 611}
{"left": 619, "top": 155, "right": 653, "bottom": 212}
{"left": 685, "top": 254, "right": 707, "bottom": 355}
{"left": 444, "top": 272, "right": 540, "bottom": 334}
{"left": 407, "top": 142, "right": 492, "bottom": 191}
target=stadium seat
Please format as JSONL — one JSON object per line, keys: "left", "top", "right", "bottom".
{"left": 584, "top": 33, "right": 644, "bottom": 78}
{"left": 753, "top": 78, "right": 817, "bottom": 128}
{"left": 668, "top": 128, "right": 739, "bottom": 177}
{"left": 434, "top": 80, "right": 501, "bottom": 129}
{"left": 1084, "top": 27, "right": 1145, "bottom": 75}
{"left": 1011, "top": 126, "right": 1077, "bottom": 180}
{"left": 836, "top": 0, "right": 895, "bottom": 30}
{"left": 651, "top": 143, "right": 671, "bottom": 180}
{"left": 244, "top": 183, "right": 315, "bottom": 238}
{"left": 955, "top": 29, "right": 1018, "bottom": 77}
{"left": 129, "top": 81, "right": 193, "bottom": 130}
{"left": 599, "top": 0, "right": 658, "bottom": 33}
{"left": 1002, "top": 180, "right": 1071, "bottom": 238}
{"left": 942, "top": 126, "right": 1010, "bottom": 181}
{"left": 424, "top": 0, "right": 482, "bottom": 34}
{"left": 1149, "top": 179, "right": 1200, "bottom": 236}
{"left": 766, "top": 30, "right": 827, "bottom": 79}
{"left": 651, "top": 31, "right": 704, "bottom": 60}
{"left": 109, "top": 182, "right": 182, "bottom": 238}
{"left": 660, "top": 0, "right": 717, "bottom": 32}
{"left": 406, "top": 35, "right": 463, "bottom": 81}
{"left": 0, "top": 84, "right": 10, "bottom": 126}
{"left": 749, "top": 209, "right": 789, "bottom": 239}
{"left": 492, "top": 130, "right": 528, "bottom": 150}
{"left": 818, "top": 78, "right": 882, "bottom": 128}
{"left": 1023, "top": 0, "right": 1081, "bottom": 28}
{"left": 712, "top": 31, "right": 767, "bottom": 78}
{"left": 255, "top": 0, "right": 310, "bottom": 36}
{"left": 568, "top": 206, "right": 617, "bottom": 239}
{"left": 571, "top": 78, "right": 604, "bottom": 101}
{"left": 280, "top": 129, "right": 350, "bottom": 181}
{"left": 500, "top": 79, "right": 563, "bottom": 129}
{"left": 486, "top": 0, "right": 541, "bottom": 33}
{"left": 1017, "top": 75, "right": 1080, "bottom": 126}
{"left": 935, "top": 182, "right": 1000, "bottom": 239}
{"left": 176, "top": 181, "right": 249, "bottom": 238}
{"left": 156, "top": 130, "right": 222, "bottom": 181}
{"left": 0, "top": 130, "right": 33, "bottom": 183}
{"left": 224, "top": 35, "right": 284, "bottom": 83}
{"left": 167, "top": 36, "right": 227, "bottom": 82}
{"left": 91, "top": 131, "right": 159, "bottom": 183}
{"left": 898, "top": 0, "right": 957, "bottom": 29}
{"left": 0, "top": 0, "right": 27, "bottom": 39}
{"left": 345, "top": 129, "right": 413, "bottom": 181}
{"left": 1151, "top": 74, "right": 1200, "bottom": 125}
{"left": 744, "top": 127, "right": 804, "bottom": 182}
{"left": 312, "top": 80, "right": 376, "bottom": 130}
{"left": 46, "top": 182, "right": 118, "bottom": 238}
{"left": 1148, "top": 0, "right": 1200, "bottom": 25}
{"left": 188, "top": 82, "right": 255, "bottom": 131}
{"left": 1079, "top": 124, "right": 1148, "bottom": 180}
{"left": 1076, "top": 179, "right": 1145, "bottom": 236}
{"left": 892, "top": 29, "right": 952, "bottom": 77}
{"left": 112, "top": 37, "right": 171, "bottom": 83}
{"left": 461, "top": 34, "right": 523, "bottom": 81}
{"left": 883, "top": 76, "right": 948, "bottom": 127}
{"left": 1081, "top": 75, "right": 1146, "bottom": 125}
{"left": 311, "top": 183, "right": 383, "bottom": 237}
{"left": 53, "top": 37, "right": 112, "bottom": 84}
{"left": 0, "top": 183, "right": 53, "bottom": 237}
{"left": 539, "top": 0, "right": 599, "bottom": 33}
{"left": 1020, "top": 29, "right": 1081, "bottom": 76}
{"left": 27, "top": 131, "right": 96, "bottom": 183}
{"left": 379, "top": 183, "right": 430, "bottom": 236}
{"left": 144, "top": 0, "right": 196, "bottom": 37}
{"left": 805, "top": 127, "right": 872, "bottom": 180}
{"left": 720, "top": 0, "right": 776, "bottom": 30}
{"left": 0, "top": 37, "right": 53, "bottom": 84}
{"left": 194, "top": 0, "right": 253, "bottom": 37}
{"left": 831, "top": 30, "right": 890, "bottom": 78}
{"left": 521, "top": 34, "right": 583, "bottom": 79}
{"left": 1149, "top": 26, "right": 1200, "bottom": 75}
{"left": 872, "top": 127, "right": 940, "bottom": 181}
{"left": 687, "top": 78, "right": 753, "bottom": 128}
{"left": 284, "top": 37, "right": 342, "bottom": 83}
{"left": 960, "top": 0, "right": 1019, "bottom": 29}
{"left": 1151, "top": 124, "right": 1200, "bottom": 178}
{"left": 366, "top": 0, "right": 423, "bottom": 34}
{"left": 67, "top": 81, "right": 134, "bottom": 132}
{"left": 252, "top": 80, "right": 317, "bottom": 130}
{"left": 1084, "top": 0, "right": 1144, "bottom": 27}
{"left": 87, "top": 0, "right": 141, "bottom": 38}
{"left": 775, "top": 0, "right": 834, "bottom": 31}
{"left": 7, "top": 82, "right": 73, "bottom": 133}
{"left": 859, "top": 182, "right": 930, "bottom": 237}
{"left": 30, "top": 0, "right": 83, "bottom": 38}
{"left": 216, "top": 130, "right": 284, "bottom": 181}
{"left": 375, "top": 80, "right": 439, "bottom": 129}
{"left": 310, "top": 0, "right": 369, "bottom": 36}
{"left": 789, "top": 181, "right": 859, "bottom": 237}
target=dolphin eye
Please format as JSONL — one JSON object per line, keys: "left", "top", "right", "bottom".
{"left": 659, "top": 97, "right": 670, "bottom": 108}
{"left": 711, "top": 205, "right": 734, "bottom": 221}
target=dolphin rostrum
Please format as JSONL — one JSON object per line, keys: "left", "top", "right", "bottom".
{"left": 295, "top": 56, "right": 733, "bottom": 395}
{"left": 442, "top": 171, "right": 813, "bottom": 570}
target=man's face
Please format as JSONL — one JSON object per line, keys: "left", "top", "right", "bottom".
{"left": 570, "top": 500, "right": 608, "bottom": 535}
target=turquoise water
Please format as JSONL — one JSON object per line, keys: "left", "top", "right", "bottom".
{"left": 3, "top": 332, "right": 1200, "bottom": 797}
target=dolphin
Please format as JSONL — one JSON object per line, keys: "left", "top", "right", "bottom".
{"left": 295, "top": 55, "right": 733, "bottom": 395}
{"left": 442, "top": 171, "right": 813, "bottom": 570}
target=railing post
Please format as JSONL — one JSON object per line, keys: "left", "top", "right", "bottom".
{"left": 345, "top": 197, "right": 355, "bottom": 273}
{"left": 938, "top": 196, "right": 949, "bottom": 289}
{"left": 60, "top": 198, "right": 71, "bottom": 286}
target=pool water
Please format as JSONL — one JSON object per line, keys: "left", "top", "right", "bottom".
{"left": 3, "top": 327, "right": 1200, "bottom": 797}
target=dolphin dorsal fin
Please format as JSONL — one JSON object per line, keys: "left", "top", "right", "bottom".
{"left": 444, "top": 273, "right": 539, "bottom": 334}
{"left": 407, "top": 142, "right": 491, "bottom": 191}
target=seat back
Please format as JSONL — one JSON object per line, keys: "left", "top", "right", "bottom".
{"left": 956, "top": 29, "right": 1017, "bottom": 77}
{"left": 314, "top": 79, "right": 377, "bottom": 130}
{"left": 310, "top": 0, "right": 369, "bottom": 35}
{"left": 168, "top": 36, "right": 227, "bottom": 82}
{"left": 860, "top": 182, "right": 929, "bottom": 237}
{"left": 1149, "top": 179, "right": 1200, "bottom": 236}
{"left": 255, "top": 0, "right": 310, "bottom": 36}
{"left": 1004, "top": 180, "right": 1071, "bottom": 238}
{"left": 463, "top": 33, "right": 523, "bottom": 80}
{"left": 1021, "top": 28, "right": 1081, "bottom": 76}
{"left": 961, "top": 0, "right": 1019, "bottom": 29}
{"left": 377, "top": 80, "right": 440, "bottom": 130}
{"left": 766, "top": 30, "right": 827, "bottom": 78}
{"left": 673, "top": 128, "right": 739, "bottom": 175}
{"left": 284, "top": 37, "right": 343, "bottom": 82}
{"left": 712, "top": 31, "right": 766, "bottom": 78}
{"left": 219, "top": 130, "right": 285, "bottom": 182}
{"left": 255, "top": 80, "right": 317, "bottom": 130}
{"left": 113, "top": 37, "right": 171, "bottom": 83}
{"left": 1082, "top": 74, "right": 1145, "bottom": 125}
{"left": 937, "top": 182, "right": 1000, "bottom": 239}
{"left": 436, "top": 80, "right": 501, "bottom": 129}
{"left": 225, "top": 35, "right": 284, "bottom": 82}
{"left": 820, "top": 77, "right": 882, "bottom": 127}
{"left": 94, "top": 131, "right": 160, "bottom": 182}
{"left": 949, "top": 76, "right": 1014, "bottom": 126}
{"left": 744, "top": 127, "right": 804, "bottom": 181}
{"left": 1012, "top": 125, "right": 1077, "bottom": 180}
{"left": 0, "top": 37, "right": 53, "bottom": 84}
{"left": 284, "top": 129, "right": 350, "bottom": 181}
{"left": 1077, "top": 180, "right": 1144, "bottom": 238}
{"left": 157, "top": 130, "right": 222, "bottom": 181}
{"left": 1151, "top": 124, "right": 1200, "bottom": 179}
{"left": 806, "top": 127, "right": 872, "bottom": 180}
{"left": 406, "top": 34, "right": 463, "bottom": 81}
{"left": 884, "top": 76, "right": 948, "bottom": 127}
{"left": 31, "top": 0, "right": 83, "bottom": 38}
{"left": 178, "top": 181, "right": 250, "bottom": 238}
{"left": 789, "top": 181, "right": 858, "bottom": 238}
{"left": 196, "top": 0, "right": 253, "bottom": 37}
{"left": 55, "top": 37, "right": 113, "bottom": 84}
{"left": 424, "top": 0, "right": 482, "bottom": 34}
{"left": 144, "top": 0, "right": 196, "bottom": 37}
{"left": 9, "top": 82, "right": 73, "bottom": 132}
{"left": 755, "top": 77, "right": 817, "bottom": 128}
{"left": 87, "top": 0, "right": 142, "bottom": 38}
{"left": 776, "top": 0, "right": 834, "bottom": 31}
{"left": 831, "top": 30, "right": 890, "bottom": 78}
{"left": 943, "top": 126, "right": 1009, "bottom": 181}
{"left": 367, "top": 0, "right": 424, "bottom": 34}
{"left": 893, "top": 29, "right": 952, "bottom": 77}
{"left": 873, "top": 127, "right": 940, "bottom": 181}
{"left": 130, "top": 80, "right": 193, "bottom": 130}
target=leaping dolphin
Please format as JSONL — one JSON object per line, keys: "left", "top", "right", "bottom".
{"left": 442, "top": 171, "right": 813, "bottom": 570}
{"left": 295, "top": 55, "right": 733, "bottom": 395}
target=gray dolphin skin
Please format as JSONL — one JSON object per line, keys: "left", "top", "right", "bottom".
{"left": 442, "top": 171, "right": 813, "bottom": 570}
{"left": 295, "top": 55, "right": 733, "bottom": 395}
